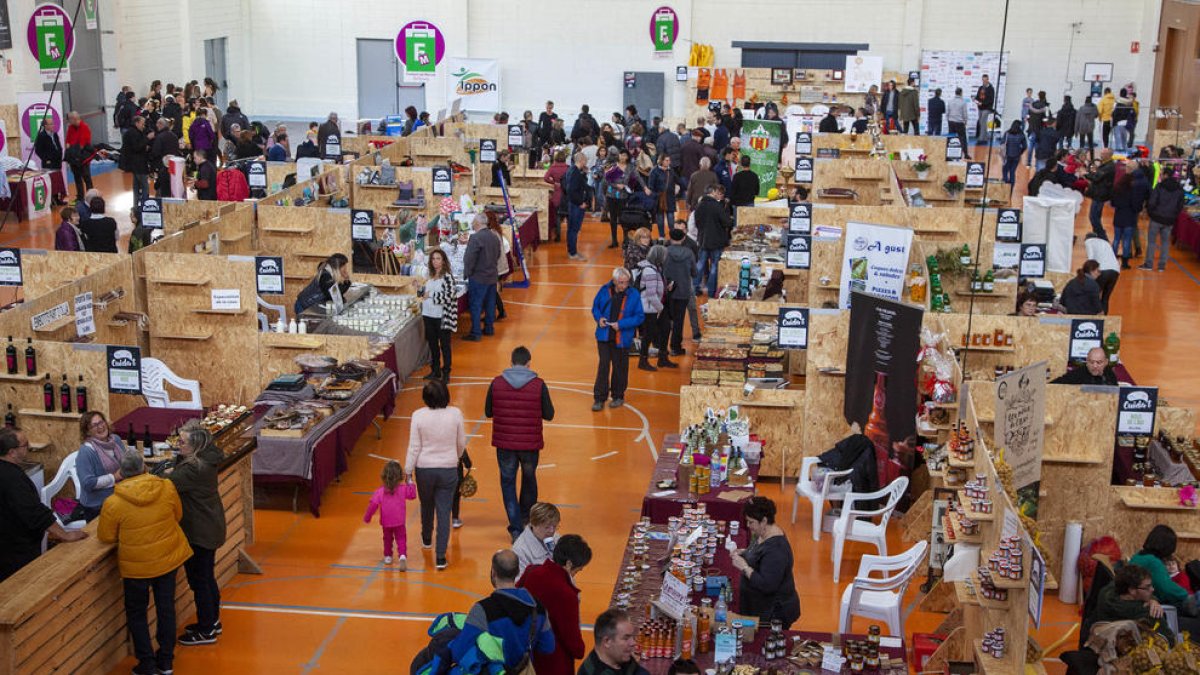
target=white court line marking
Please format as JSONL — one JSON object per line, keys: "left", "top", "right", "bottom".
{"left": 367, "top": 453, "right": 392, "bottom": 462}
{"left": 402, "top": 377, "right": 683, "bottom": 398}
{"left": 501, "top": 300, "right": 592, "bottom": 310}
{"left": 388, "top": 415, "right": 645, "bottom": 433}
{"left": 224, "top": 603, "right": 431, "bottom": 623}
{"left": 539, "top": 463, "right": 557, "bottom": 469}
{"left": 591, "top": 451, "right": 618, "bottom": 461}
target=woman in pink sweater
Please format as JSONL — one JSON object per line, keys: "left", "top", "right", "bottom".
{"left": 404, "top": 379, "right": 467, "bottom": 570}
{"left": 364, "top": 460, "right": 416, "bottom": 569}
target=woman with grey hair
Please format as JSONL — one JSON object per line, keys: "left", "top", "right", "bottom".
{"left": 635, "top": 245, "right": 676, "bottom": 371}
{"left": 168, "top": 422, "right": 227, "bottom": 645}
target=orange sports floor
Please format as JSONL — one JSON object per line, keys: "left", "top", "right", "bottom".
{"left": 2, "top": 153, "right": 1197, "bottom": 673}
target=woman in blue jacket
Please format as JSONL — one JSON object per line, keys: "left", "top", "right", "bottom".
{"left": 590, "top": 268, "right": 645, "bottom": 412}
{"left": 1002, "top": 121, "right": 1027, "bottom": 186}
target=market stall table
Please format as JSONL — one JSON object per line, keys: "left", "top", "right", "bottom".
{"left": 640, "top": 434, "right": 760, "bottom": 524}
{"left": 252, "top": 368, "right": 397, "bottom": 516}
{"left": 0, "top": 170, "right": 67, "bottom": 223}
{"left": 111, "top": 407, "right": 204, "bottom": 442}
{"left": 1173, "top": 209, "right": 1200, "bottom": 257}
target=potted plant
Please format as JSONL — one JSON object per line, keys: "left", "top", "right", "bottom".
{"left": 912, "top": 154, "right": 931, "bottom": 180}
{"left": 943, "top": 175, "right": 964, "bottom": 196}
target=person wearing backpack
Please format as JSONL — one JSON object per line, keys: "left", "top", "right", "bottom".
{"left": 635, "top": 246, "right": 675, "bottom": 372}
{"left": 1141, "top": 170, "right": 1185, "bottom": 271}
{"left": 412, "top": 612, "right": 468, "bottom": 675}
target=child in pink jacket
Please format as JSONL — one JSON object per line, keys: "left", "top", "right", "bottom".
{"left": 364, "top": 460, "right": 417, "bottom": 569}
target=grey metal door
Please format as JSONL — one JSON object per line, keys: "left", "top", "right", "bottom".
{"left": 355, "top": 38, "right": 425, "bottom": 121}
{"left": 622, "top": 72, "right": 665, "bottom": 123}
{"left": 59, "top": 0, "right": 109, "bottom": 143}
{"left": 204, "top": 38, "right": 228, "bottom": 109}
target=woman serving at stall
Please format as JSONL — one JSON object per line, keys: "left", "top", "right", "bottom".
{"left": 730, "top": 497, "right": 802, "bottom": 629}
{"left": 74, "top": 411, "right": 132, "bottom": 522}
{"left": 294, "top": 253, "right": 352, "bottom": 315}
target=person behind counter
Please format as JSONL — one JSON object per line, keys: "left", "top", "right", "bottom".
{"left": 168, "top": 423, "right": 227, "bottom": 646}
{"left": 421, "top": 249, "right": 459, "bottom": 383}
{"left": 0, "top": 429, "right": 89, "bottom": 583}
{"left": 1059, "top": 260, "right": 1103, "bottom": 315}
{"left": 75, "top": 410, "right": 131, "bottom": 521}
{"left": 1014, "top": 290, "right": 1040, "bottom": 317}
{"left": 1051, "top": 346, "right": 1118, "bottom": 386}
{"left": 294, "top": 253, "right": 351, "bottom": 315}
{"left": 730, "top": 496, "right": 801, "bottom": 629}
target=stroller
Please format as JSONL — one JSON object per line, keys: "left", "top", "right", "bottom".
{"left": 619, "top": 191, "right": 655, "bottom": 238}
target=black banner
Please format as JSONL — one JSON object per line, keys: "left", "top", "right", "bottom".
{"left": 788, "top": 201, "right": 811, "bottom": 234}
{"left": 140, "top": 197, "right": 163, "bottom": 229}
{"left": 0, "top": 247, "right": 21, "bottom": 286}
{"left": 106, "top": 345, "right": 142, "bottom": 395}
{"left": 255, "top": 256, "right": 284, "bottom": 295}
{"left": 479, "top": 139, "right": 497, "bottom": 163}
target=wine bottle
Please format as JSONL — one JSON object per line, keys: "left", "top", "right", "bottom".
{"left": 143, "top": 425, "right": 153, "bottom": 457}
{"left": 4, "top": 336, "right": 16, "bottom": 374}
{"left": 863, "top": 371, "right": 890, "bottom": 458}
{"left": 76, "top": 375, "right": 88, "bottom": 412}
{"left": 60, "top": 375, "right": 72, "bottom": 413}
{"left": 4, "top": 404, "right": 16, "bottom": 428}
{"left": 25, "top": 339, "right": 37, "bottom": 376}
{"left": 42, "top": 374, "right": 54, "bottom": 412}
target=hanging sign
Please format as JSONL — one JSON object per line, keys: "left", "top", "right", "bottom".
{"left": 794, "top": 132, "right": 812, "bottom": 157}
{"left": 507, "top": 124, "right": 523, "bottom": 148}
{"left": 83, "top": 0, "right": 98, "bottom": 30}
{"left": 323, "top": 134, "right": 341, "bottom": 161}
{"left": 794, "top": 156, "right": 814, "bottom": 184}
{"left": 432, "top": 166, "right": 453, "bottom": 195}
{"left": 965, "top": 161, "right": 985, "bottom": 188}
{"left": 255, "top": 256, "right": 284, "bottom": 295}
{"left": 996, "top": 208, "right": 1021, "bottom": 241}
{"left": 1019, "top": 243, "right": 1046, "bottom": 278}
{"left": 30, "top": 302, "right": 68, "bottom": 331}
{"left": 788, "top": 201, "right": 811, "bottom": 234}
{"left": 1117, "top": 387, "right": 1158, "bottom": 435}
{"left": 945, "top": 136, "right": 963, "bottom": 161}
{"left": 676, "top": 66, "right": 689, "bottom": 82}
{"left": 786, "top": 234, "right": 811, "bottom": 269}
{"left": 18, "top": 91, "right": 64, "bottom": 170}
{"left": 650, "top": 6, "right": 679, "bottom": 54}
{"left": 995, "top": 363, "right": 1047, "bottom": 519}
{"left": 247, "top": 160, "right": 267, "bottom": 189}
{"left": 740, "top": 119, "right": 782, "bottom": 197}
{"left": 1068, "top": 319, "right": 1104, "bottom": 364}
{"left": 74, "top": 291, "right": 95, "bottom": 336}
{"left": 839, "top": 221, "right": 914, "bottom": 309}
{"left": 140, "top": 197, "right": 163, "bottom": 229}
{"left": 27, "top": 4, "right": 74, "bottom": 83}
{"left": 0, "top": 247, "right": 22, "bottom": 286}
{"left": 446, "top": 58, "right": 502, "bottom": 113}
{"left": 479, "top": 139, "right": 497, "bottom": 163}
{"left": 397, "top": 20, "right": 445, "bottom": 83}
{"left": 106, "top": 346, "right": 142, "bottom": 395}
{"left": 351, "top": 209, "right": 375, "bottom": 242}
{"left": 777, "top": 307, "right": 809, "bottom": 349}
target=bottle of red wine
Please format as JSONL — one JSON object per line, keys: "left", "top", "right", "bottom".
{"left": 143, "top": 425, "right": 153, "bottom": 457}
{"left": 60, "top": 375, "right": 72, "bottom": 413}
{"left": 25, "top": 339, "right": 37, "bottom": 377}
{"left": 42, "top": 374, "right": 54, "bottom": 412}
{"left": 4, "top": 404, "right": 16, "bottom": 429}
{"left": 4, "top": 336, "right": 16, "bottom": 374}
{"left": 76, "top": 375, "right": 88, "bottom": 412}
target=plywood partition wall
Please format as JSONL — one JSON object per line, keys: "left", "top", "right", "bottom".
{"left": 255, "top": 205, "right": 353, "bottom": 303}
{"left": 678, "top": 385, "right": 805, "bottom": 478}
{"left": 257, "top": 332, "right": 374, "bottom": 390}
{"left": 130, "top": 217, "right": 227, "bottom": 315}
{"left": 811, "top": 158, "right": 895, "bottom": 206}
{"left": 476, "top": 186, "right": 550, "bottom": 240}
{"left": 162, "top": 199, "right": 244, "bottom": 234}
{"left": 17, "top": 251, "right": 125, "bottom": 299}
{"left": 408, "top": 136, "right": 472, "bottom": 167}
{"left": 349, "top": 166, "right": 469, "bottom": 222}
{"left": 916, "top": 240, "right": 1015, "bottom": 316}
{"left": 142, "top": 252, "right": 260, "bottom": 405}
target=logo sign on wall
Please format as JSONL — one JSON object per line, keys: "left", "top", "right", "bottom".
{"left": 650, "top": 6, "right": 678, "bottom": 54}
{"left": 140, "top": 197, "right": 163, "bottom": 229}
{"left": 107, "top": 345, "right": 142, "bottom": 395}
{"left": 431, "top": 166, "right": 452, "bottom": 196}
{"left": 27, "top": 4, "right": 74, "bottom": 83}
{"left": 83, "top": 0, "right": 98, "bottom": 29}
{"left": 945, "top": 135, "right": 963, "bottom": 161}
{"left": 27, "top": 174, "right": 50, "bottom": 219}
{"left": 785, "top": 234, "right": 811, "bottom": 269}
{"left": 397, "top": 20, "right": 445, "bottom": 83}
{"left": 996, "top": 208, "right": 1021, "bottom": 241}
{"left": 777, "top": 307, "right": 809, "bottom": 349}
{"left": 788, "top": 201, "right": 811, "bottom": 234}
{"left": 1117, "top": 387, "right": 1158, "bottom": 434}
{"left": 255, "top": 256, "right": 284, "bottom": 295}
{"left": 351, "top": 209, "right": 375, "bottom": 242}
{"left": 965, "top": 162, "right": 986, "bottom": 188}
{"left": 794, "top": 156, "right": 814, "bottom": 184}
{"left": 17, "top": 91, "right": 63, "bottom": 170}
{"left": 247, "top": 160, "right": 267, "bottom": 190}
{"left": 507, "top": 124, "right": 523, "bottom": 148}
{"left": 445, "top": 58, "right": 501, "bottom": 113}
{"left": 1068, "top": 318, "right": 1104, "bottom": 364}
{"left": 1019, "top": 243, "right": 1046, "bottom": 278}
{"left": 0, "top": 247, "right": 22, "bottom": 286}
{"left": 479, "top": 139, "right": 497, "bottom": 164}
{"left": 794, "top": 132, "right": 812, "bottom": 157}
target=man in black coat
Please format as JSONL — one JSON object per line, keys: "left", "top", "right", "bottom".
{"left": 1051, "top": 347, "right": 1118, "bottom": 386}
{"left": 151, "top": 118, "right": 180, "bottom": 198}
{"left": 926, "top": 89, "right": 945, "bottom": 136}
{"left": 694, "top": 184, "right": 732, "bottom": 297}
{"left": 570, "top": 104, "right": 596, "bottom": 142}
{"left": 317, "top": 112, "right": 341, "bottom": 160}
{"left": 537, "top": 101, "right": 558, "bottom": 148}
{"left": 121, "top": 116, "right": 154, "bottom": 207}
{"left": 34, "top": 118, "right": 63, "bottom": 169}
{"left": 160, "top": 95, "right": 183, "bottom": 136}
{"left": 975, "top": 74, "right": 996, "bottom": 141}
{"left": 221, "top": 100, "right": 250, "bottom": 145}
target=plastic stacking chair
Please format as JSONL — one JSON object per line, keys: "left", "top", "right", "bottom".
{"left": 792, "top": 456, "right": 853, "bottom": 541}
{"left": 838, "top": 540, "right": 929, "bottom": 637}
{"left": 831, "top": 477, "right": 909, "bottom": 582}
{"left": 141, "top": 357, "right": 203, "bottom": 409}
{"left": 40, "top": 452, "right": 86, "bottom": 552}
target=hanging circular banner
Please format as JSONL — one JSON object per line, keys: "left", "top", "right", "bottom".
{"left": 396, "top": 20, "right": 446, "bottom": 83}
{"left": 649, "top": 6, "right": 678, "bottom": 53}
{"left": 26, "top": 4, "right": 75, "bottom": 77}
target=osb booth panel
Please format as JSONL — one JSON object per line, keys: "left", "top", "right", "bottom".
{"left": 408, "top": 136, "right": 471, "bottom": 167}
{"left": 349, "top": 166, "right": 472, "bottom": 224}
{"left": 255, "top": 205, "right": 353, "bottom": 304}
{"left": 162, "top": 199, "right": 242, "bottom": 234}
{"left": 0, "top": 453, "right": 253, "bottom": 675}
{"left": 811, "top": 159, "right": 889, "bottom": 206}
{"left": 915, "top": 240, "right": 1014, "bottom": 315}
{"left": 715, "top": 258, "right": 807, "bottom": 304}
{"left": 799, "top": 311, "right": 852, "bottom": 459}
{"left": 16, "top": 251, "right": 125, "bottom": 299}
{"left": 970, "top": 384, "right": 1116, "bottom": 465}
{"left": 143, "top": 252, "right": 261, "bottom": 405}
{"left": 131, "top": 217, "right": 227, "bottom": 316}
{"left": 215, "top": 205, "right": 257, "bottom": 256}
{"left": 258, "top": 332, "right": 374, "bottom": 390}
{"left": 477, "top": 186, "right": 550, "bottom": 241}
{"left": 678, "top": 384, "right": 804, "bottom": 478}
{"left": 0, "top": 104, "right": 19, "bottom": 158}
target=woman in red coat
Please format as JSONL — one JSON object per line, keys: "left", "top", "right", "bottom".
{"left": 543, "top": 149, "right": 570, "bottom": 242}
{"left": 516, "top": 534, "right": 592, "bottom": 675}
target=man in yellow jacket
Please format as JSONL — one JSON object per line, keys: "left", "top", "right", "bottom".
{"left": 1097, "top": 88, "right": 1116, "bottom": 149}
{"left": 99, "top": 451, "right": 193, "bottom": 675}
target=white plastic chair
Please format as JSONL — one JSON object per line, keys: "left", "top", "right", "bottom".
{"left": 141, "top": 357, "right": 203, "bottom": 409}
{"left": 838, "top": 540, "right": 928, "bottom": 637}
{"left": 257, "top": 296, "right": 287, "bottom": 332}
{"left": 831, "top": 476, "right": 909, "bottom": 582}
{"left": 41, "top": 451, "right": 86, "bottom": 552}
{"left": 792, "top": 456, "right": 853, "bottom": 541}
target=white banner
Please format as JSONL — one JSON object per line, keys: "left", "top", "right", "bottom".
{"left": 445, "top": 58, "right": 501, "bottom": 113}
{"left": 844, "top": 54, "right": 883, "bottom": 94}
{"left": 17, "top": 91, "right": 64, "bottom": 170}
{"left": 839, "top": 221, "right": 914, "bottom": 309}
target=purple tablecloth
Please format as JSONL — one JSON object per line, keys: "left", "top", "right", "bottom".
{"left": 1173, "top": 210, "right": 1200, "bottom": 256}
{"left": 640, "top": 434, "right": 761, "bottom": 525}
{"left": 253, "top": 369, "right": 397, "bottom": 516}
{"left": 111, "top": 407, "right": 204, "bottom": 442}
{"left": 0, "top": 170, "right": 67, "bottom": 223}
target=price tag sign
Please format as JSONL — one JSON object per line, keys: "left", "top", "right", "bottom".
{"left": 0, "top": 247, "right": 22, "bottom": 286}
{"left": 996, "top": 208, "right": 1021, "bottom": 241}
{"left": 777, "top": 307, "right": 809, "bottom": 349}
{"left": 1117, "top": 386, "right": 1158, "bottom": 434}
{"left": 479, "top": 139, "right": 497, "bottom": 163}
{"left": 432, "top": 166, "right": 453, "bottom": 195}
{"left": 1069, "top": 318, "right": 1104, "bottom": 362}
{"left": 945, "top": 136, "right": 963, "bottom": 161}
{"left": 794, "top": 156, "right": 814, "bottom": 184}
{"left": 507, "top": 124, "right": 523, "bottom": 148}
{"left": 210, "top": 288, "right": 241, "bottom": 311}
{"left": 656, "top": 572, "right": 690, "bottom": 621}
{"left": 785, "top": 234, "right": 811, "bottom": 269}
{"left": 351, "top": 208, "right": 375, "bottom": 242}
{"left": 255, "top": 256, "right": 284, "bottom": 294}
{"left": 107, "top": 345, "right": 142, "bottom": 395}
{"left": 794, "top": 131, "right": 812, "bottom": 157}
{"left": 1019, "top": 243, "right": 1045, "bottom": 277}
{"left": 965, "top": 161, "right": 985, "bottom": 188}
{"left": 140, "top": 197, "right": 163, "bottom": 229}
{"left": 247, "top": 160, "right": 268, "bottom": 189}
{"left": 714, "top": 629, "right": 738, "bottom": 665}
{"left": 788, "top": 201, "right": 811, "bottom": 234}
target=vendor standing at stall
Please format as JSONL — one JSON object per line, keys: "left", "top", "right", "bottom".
{"left": 75, "top": 411, "right": 132, "bottom": 522}
{"left": 730, "top": 497, "right": 801, "bottom": 629}
{"left": 294, "top": 253, "right": 352, "bottom": 315}
{"left": 1051, "top": 346, "right": 1118, "bottom": 386}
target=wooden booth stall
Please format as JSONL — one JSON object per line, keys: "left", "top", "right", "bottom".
{"left": 679, "top": 385, "right": 804, "bottom": 480}
{"left": 162, "top": 199, "right": 246, "bottom": 236}
{"left": 255, "top": 204, "right": 353, "bottom": 303}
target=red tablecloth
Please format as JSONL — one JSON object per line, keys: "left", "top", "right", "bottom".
{"left": 0, "top": 170, "right": 67, "bottom": 223}
{"left": 517, "top": 211, "right": 539, "bottom": 250}
{"left": 1173, "top": 210, "right": 1200, "bottom": 256}
{"left": 111, "top": 407, "right": 204, "bottom": 442}
{"left": 641, "top": 434, "right": 761, "bottom": 525}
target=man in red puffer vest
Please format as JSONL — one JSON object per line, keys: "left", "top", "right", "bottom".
{"left": 485, "top": 346, "right": 555, "bottom": 541}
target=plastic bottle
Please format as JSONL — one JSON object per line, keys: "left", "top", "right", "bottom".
{"left": 714, "top": 587, "right": 728, "bottom": 625}
{"left": 1104, "top": 332, "right": 1121, "bottom": 363}
{"left": 288, "top": 318, "right": 298, "bottom": 334}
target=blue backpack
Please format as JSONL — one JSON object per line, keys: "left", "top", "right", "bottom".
{"left": 411, "top": 612, "right": 468, "bottom": 675}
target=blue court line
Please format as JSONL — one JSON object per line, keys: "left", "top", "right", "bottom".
{"left": 301, "top": 616, "right": 347, "bottom": 674}
{"left": 1168, "top": 254, "right": 1200, "bottom": 287}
